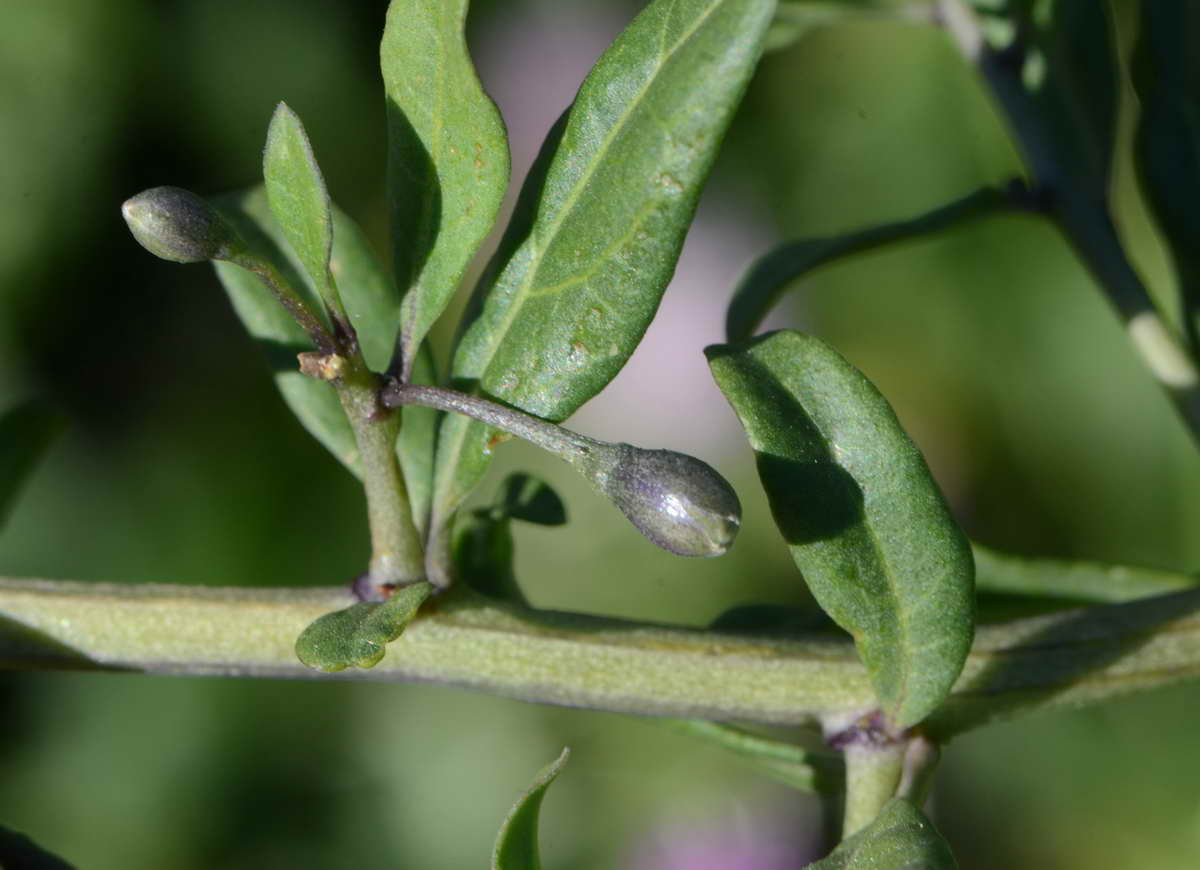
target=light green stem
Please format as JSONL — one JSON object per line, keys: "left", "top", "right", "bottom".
{"left": 842, "top": 740, "right": 905, "bottom": 837}
{"left": 2, "top": 579, "right": 1199, "bottom": 737}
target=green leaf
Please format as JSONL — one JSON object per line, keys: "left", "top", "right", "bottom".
{"left": 382, "top": 0, "right": 510, "bottom": 375}
{"left": 427, "top": 0, "right": 777, "bottom": 583}
{"left": 1132, "top": 3, "right": 1200, "bottom": 354}
{"left": 397, "top": 341, "right": 439, "bottom": 536}
{"left": 0, "top": 400, "right": 64, "bottom": 531}
{"left": 0, "top": 824, "right": 76, "bottom": 869}
{"left": 973, "top": 544, "right": 1199, "bottom": 604}
{"left": 295, "top": 582, "right": 432, "bottom": 672}
{"left": 263, "top": 102, "right": 341, "bottom": 322}
{"left": 454, "top": 473, "right": 567, "bottom": 602}
{"left": 492, "top": 747, "right": 570, "bottom": 870}
{"left": 725, "top": 186, "right": 1014, "bottom": 341}
{"left": 212, "top": 187, "right": 401, "bottom": 475}
{"left": 763, "top": 1, "right": 910, "bottom": 54}
{"left": 707, "top": 331, "right": 975, "bottom": 728}
{"left": 807, "top": 798, "right": 957, "bottom": 869}
{"left": 652, "top": 718, "right": 842, "bottom": 793}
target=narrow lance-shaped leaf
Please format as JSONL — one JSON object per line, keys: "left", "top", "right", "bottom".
{"left": 382, "top": 0, "right": 510, "bottom": 376}
{"left": 807, "top": 798, "right": 957, "bottom": 870}
{"left": 0, "top": 400, "right": 64, "bottom": 531}
{"left": 492, "top": 748, "right": 570, "bottom": 870}
{"left": 263, "top": 102, "right": 345, "bottom": 329}
{"left": 427, "top": 0, "right": 777, "bottom": 584}
{"left": 707, "top": 331, "right": 974, "bottom": 728}
{"left": 213, "top": 187, "right": 401, "bottom": 476}
{"left": 397, "top": 341, "right": 439, "bottom": 536}
{"left": 725, "top": 185, "right": 1016, "bottom": 341}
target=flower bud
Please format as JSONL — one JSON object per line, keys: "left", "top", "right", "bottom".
{"left": 122, "top": 186, "right": 239, "bottom": 264}
{"left": 584, "top": 444, "right": 741, "bottom": 557}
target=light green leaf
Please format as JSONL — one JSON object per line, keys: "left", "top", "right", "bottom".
{"left": 1132, "top": 3, "right": 1200, "bottom": 355}
{"left": 764, "top": 1, "right": 910, "bottom": 54}
{"left": 808, "top": 798, "right": 957, "bottom": 869}
{"left": 382, "top": 0, "right": 510, "bottom": 375}
{"left": 0, "top": 400, "right": 64, "bottom": 531}
{"left": 707, "top": 331, "right": 974, "bottom": 728}
{"left": 974, "top": 544, "right": 1199, "bottom": 604}
{"left": 725, "top": 186, "right": 1014, "bottom": 341}
{"left": 397, "top": 341, "right": 439, "bottom": 536}
{"left": 263, "top": 102, "right": 341, "bottom": 322}
{"left": 294, "top": 582, "right": 432, "bottom": 672}
{"left": 492, "top": 747, "right": 570, "bottom": 870}
{"left": 427, "top": 0, "right": 777, "bottom": 583}
{"left": 652, "top": 718, "right": 842, "bottom": 793}
{"left": 212, "top": 187, "right": 401, "bottom": 475}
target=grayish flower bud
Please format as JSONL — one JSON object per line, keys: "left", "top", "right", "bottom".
{"left": 121, "top": 186, "right": 239, "bottom": 264}
{"left": 582, "top": 444, "right": 742, "bottom": 557}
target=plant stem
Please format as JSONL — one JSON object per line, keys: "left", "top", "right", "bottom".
{"left": 230, "top": 253, "right": 338, "bottom": 356}
{"left": 841, "top": 740, "right": 905, "bottom": 837}
{"left": 2, "top": 579, "right": 1200, "bottom": 737}
{"left": 380, "top": 383, "right": 598, "bottom": 460}
{"left": 335, "top": 369, "right": 424, "bottom": 590}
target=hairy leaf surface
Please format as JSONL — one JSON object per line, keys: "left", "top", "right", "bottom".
{"left": 808, "top": 798, "right": 956, "bottom": 869}
{"left": 295, "top": 582, "right": 432, "bottom": 672}
{"left": 708, "top": 331, "right": 974, "bottom": 727}
{"left": 382, "top": 0, "right": 510, "bottom": 374}
{"left": 427, "top": 0, "right": 776, "bottom": 582}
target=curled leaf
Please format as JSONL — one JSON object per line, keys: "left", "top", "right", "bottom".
{"left": 295, "top": 582, "right": 432, "bottom": 672}
{"left": 492, "top": 747, "right": 570, "bottom": 870}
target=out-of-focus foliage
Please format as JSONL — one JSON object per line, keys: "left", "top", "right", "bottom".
{"left": 2, "top": 1, "right": 1199, "bottom": 868}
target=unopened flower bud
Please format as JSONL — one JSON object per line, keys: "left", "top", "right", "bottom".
{"left": 581, "top": 444, "right": 742, "bottom": 557}
{"left": 122, "top": 186, "right": 240, "bottom": 264}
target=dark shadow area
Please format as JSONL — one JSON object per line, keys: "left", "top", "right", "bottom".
{"left": 756, "top": 452, "right": 864, "bottom": 544}
{"left": 0, "top": 825, "right": 76, "bottom": 870}
{"left": 0, "top": 616, "right": 109, "bottom": 672}
{"left": 383, "top": 97, "right": 440, "bottom": 297}
{"left": 932, "top": 588, "right": 1200, "bottom": 738}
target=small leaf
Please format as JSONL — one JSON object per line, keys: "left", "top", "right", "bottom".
{"left": 495, "top": 473, "right": 567, "bottom": 526}
{"left": 0, "top": 400, "right": 65, "bottom": 531}
{"left": 707, "top": 331, "right": 975, "bottom": 728}
{"left": 973, "top": 544, "right": 1199, "bottom": 604}
{"left": 807, "top": 798, "right": 957, "bottom": 869}
{"left": 382, "top": 0, "right": 510, "bottom": 375}
{"left": 295, "top": 582, "right": 432, "bottom": 672}
{"left": 653, "top": 718, "right": 842, "bottom": 793}
{"left": 492, "top": 747, "right": 570, "bottom": 870}
{"left": 725, "top": 186, "right": 1013, "bottom": 341}
{"left": 455, "top": 473, "right": 567, "bottom": 602}
{"left": 263, "top": 103, "right": 341, "bottom": 320}
{"left": 428, "top": 0, "right": 777, "bottom": 582}
{"left": 213, "top": 187, "right": 401, "bottom": 475}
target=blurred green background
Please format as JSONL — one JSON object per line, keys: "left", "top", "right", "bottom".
{"left": 2, "top": 1, "right": 1199, "bottom": 867}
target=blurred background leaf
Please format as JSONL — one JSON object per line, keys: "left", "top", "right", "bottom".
{"left": 2, "top": 1, "right": 1200, "bottom": 868}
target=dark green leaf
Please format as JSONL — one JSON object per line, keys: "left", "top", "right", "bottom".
{"left": 0, "top": 824, "right": 76, "bottom": 870}
{"left": 495, "top": 473, "right": 567, "bottom": 526}
{"left": 213, "top": 187, "right": 401, "bottom": 475}
{"left": 454, "top": 473, "right": 567, "bottom": 602}
{"left": 427, "top": 0, "right": 777, "bottom": 583}
{"left": 725, "top": 186, "right": 1013, "bottom": 341}
{"left": 807, "top": 798, "right": 957, "bottom": 869}
{"left": 382, "top": 0, "right": 510, "bottom": 375}
{"left": 764, "top": 1, "right": 908, "bottom": 54}
{"left": 263, "top": 102, "right": 340, "bottom": 319}
{"left": 0, "top": 400, "right": 65, "bottom": 531}
{"left": 295, "top": 582, "right": 432, "bottom": 672}
{"left": 973, "top": 544, "right": 1199, "bottom": 604}
{"left": 1133, "top": 3, "right": 1200, "bottom": 355}
{"left": 492, "top": 747, "right": 570, "bottom": 870}
{"left": 707, "top": 331, "right": 975, "bottom": 728}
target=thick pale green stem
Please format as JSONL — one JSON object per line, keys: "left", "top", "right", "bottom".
{"left": 2, "top": 579, "right": 1200, "bottom": 736}
{"left": 841, "top": 740, "right": 906, "bottom": 837}
{"left": 335, "top": 371, "right": 424, "bottom": 588}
